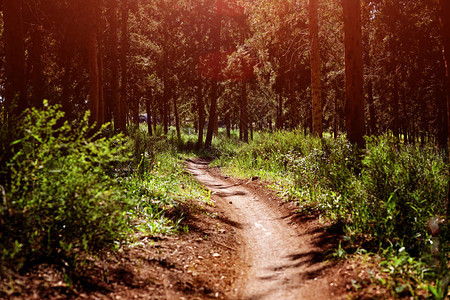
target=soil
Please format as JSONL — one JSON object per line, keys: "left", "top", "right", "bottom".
{"left": 187, "top": 158, "right": 349, "bottom": 300}
{"left": 1, "top": 158, "right": 364, "bottom": 299}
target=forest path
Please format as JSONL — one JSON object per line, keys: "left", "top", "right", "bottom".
{"left": 186, "top": 158, "right": 340, "bottom": 300}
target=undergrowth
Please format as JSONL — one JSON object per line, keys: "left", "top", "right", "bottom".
{"left": 0, "top": 104, "right": 210, "bottom": 281}
{"left": 211, "top": 129, "right": 449, "bottom": 298}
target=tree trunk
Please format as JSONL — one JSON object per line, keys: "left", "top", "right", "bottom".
{"left": 334, "top": 92, "right": 338, "bottom": 138}
{"left": 4, "top": 0, "right": 26, "bottom": 117}
{"left": 146, "top": 92, "right": 153, "bottom": 137}
{"left": 240, "top": 82, "right": 249, "bottom": 142}
{"left": 225, "top": 111, "right": 231, "bottom": 138}
{"left": 174, "top": 94, "right": 181, "bottom": 140}
{"left": 108, "top": 0, "right": 122, "bottom": 130}
{"left": 196, "top": 78, "right": 205, "bottom": 149}
{"left": 120, "top": 0, "right": 129, "bottom": 130}
{"left": 206, "top": 81, "right": 218, "bottom": 147}
{"left": 438, "top": 0, "right": 450, "bottom": 154}
{"left": 239, "top": 18, "right": 249, "bottom": 142}
{"left": 309, "top": 0, "right": 323, "bottom": 137}
{"left": 153, "top": 95, "right": 158, "bottom": 134}
{"left": 367, "top": 78, "right": 377, "bottom": 135}
{"left": 29, "top": 22, "right": 44, "bottom": 109}
{"left": 250, "top": 118, "right": 254, "bottom": 141}
{"left": 276, "top": 94, "right": 283, "bottom": 129}
{"left": 289, "top": 80, "right": 298, "bottom": 129}
{"left": 343, "top": 0, "right": 365, "bottom": 147}
{"left": 438, "top": 84, "right": 449, "bottom": 150}
{"left": 163, "top": 78, "right": 169, "bottom": 135}
{"left": 97, "top": 18, "right": 105, "bottom": 125}
{"left": 87, "top": 1, "right": 100, "bottom": 125}
{"left": 392, "top": 75, "right": 400, "bottom": 139}
{"left": 133, "top": 98, "right": 139, "bottom": 127}
{"left": 437, "top": 0, "right": 450, "bottom": 218}
{"left": 205, "top": 3, "right": 221, "bottom": 148}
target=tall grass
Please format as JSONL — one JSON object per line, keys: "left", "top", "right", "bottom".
{"left": 212, "top": 129, "right": 449, "bottom": 297}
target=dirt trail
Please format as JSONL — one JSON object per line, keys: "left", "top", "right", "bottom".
{"left": 187, "top": 159, "right": 340, "bottom": 300}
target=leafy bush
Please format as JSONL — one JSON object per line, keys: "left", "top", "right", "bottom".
{"left": 0, "top": 102, "right": 131, "bottom": 270}
{"left": 358, "top": 136, "right": 448, "bottom": 252}
{"left": 214, "top": 130, "right": 448, "bottom": 297}
{"left": 122, "top": 126, "right": 213, "bottom": 236}
{"left": 216, "top": 131, "right": 448, "bottom": 253}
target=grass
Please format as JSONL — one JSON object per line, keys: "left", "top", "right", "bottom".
{"left": 1, "top": 109, "right": 448, "bottom": 298}
{"left": 204, "top": 128, "right": 449, "bottom": 299}
{"left": 0, "top": 106, "right": 212, "bottom": 279}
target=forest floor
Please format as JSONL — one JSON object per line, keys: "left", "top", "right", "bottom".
{"left": 2, "top": 158, "right": 379, "bottom": 299}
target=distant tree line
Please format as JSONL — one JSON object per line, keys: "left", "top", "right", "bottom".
{"left": 0, "top": 0, "right": 449, "bottom": 152}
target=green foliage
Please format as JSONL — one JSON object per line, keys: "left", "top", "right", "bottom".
{"left": 122, "top": 125, "right": 213, "bottom": 236}
{"left": 0, "top": 102, "right": 132, "bottom": 270}
{"left": 217, "top": 131, "right": 448, "bottom": 252}
{"left": 215, "top": 130, "right": 448, "bottom": 297}
{"left": 0, "top": 105, "right": 213, "bottom": 277}
{"left": 351, "top": 246, "right": 449, "bottom": 299}
{"left": 357, "top": 136, "right": 447, "bottom": 252}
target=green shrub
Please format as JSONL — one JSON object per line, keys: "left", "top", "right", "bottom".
{"left": 215, "top": 131, "right": 448, "bottom": 255}
{"left": 0, "top": 102, "right": 131, "bottom": 270}
{"left": 358, "top": 136, "right": 448, "bottom": 252}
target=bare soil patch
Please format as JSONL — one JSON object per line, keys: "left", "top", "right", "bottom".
{"left": 187, "top": 158, "right": 352, "bottom": 300}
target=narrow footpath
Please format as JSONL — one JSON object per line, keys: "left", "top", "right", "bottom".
{"left": 187, "top": 159, "right": 343, "bottom": 300}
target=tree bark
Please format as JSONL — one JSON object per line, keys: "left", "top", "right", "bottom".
{"left": 174, "top": 94, "right": 181, "bottom": 140}
{"left": 392, "top": 74, "right": 400, "bottom": 139}
{"left": 146, "top": 91, "right": 153, "bottom": 137}
{"left": 240, "top": 82, "right": 249, "bottom": 142}
{"left": 438, "top": 80, "right": 449, "bottom": 150}
{"left": 108, "top": 0, "right": 122, "bottom": 130}
{"left": 309, "top": 0, "right": 323, "bottom": 137}
{"left": 437, "top": 0, "right": 450, "bottom": 218}
{"left": 225, "top": 111, "right": 231, "bottom": 138}
{"left": 163, "top": 77, "right": 169, "bottom": 135}
{"left": 120, "top": 0, "right": 129, "bottom": 130}
{"left": 276, "top": 94, "right": 283, "bottom": 129}
{"left": 367, "top": 78, "right": 377, "bottom": 135}
{"left": 343, "top": 0, "right": 365, "bottom": 147}
{"left": 205, "top": 3, "right": 221, "bottom": 148}
{"left": 97, "top": 16, "right": 105, "bottom": 125}
{"left": 3, "top": 0, "right": 26, "bottom": 116}
{"left": 196, "top": 78, "right": 205, "bottom": 149}
{"left": 239, "top": 18, "right": 249, "bottom": 142}
{"left": 29, "top": 22, "right": 44, "bottom": 109}
{"left": 87, "top": 1, "right": 100, "bottom": 125}
{"left": 438, "top": 0, "right": 450, "bottom": 154}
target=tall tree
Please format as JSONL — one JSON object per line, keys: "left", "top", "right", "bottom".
{"left": 309, "top": 0, "right": 323, "bottom": 137}
{"left": 29, "top": 18, "right": 44, "bottom": 109}
{"left": 3, "top": 0, "right": 27, "bottom": 117}
{"left": 239, "top": 16, "right": 249, "bottom": 142}
{"left": 196, "top": 78, "right": 205, "bottom": 149}
{"left": 240, "top": 81, "right": 249, "bottom": 142}
{"left": 437, "top": 0, "right": 450, "bottom": 153}
{"left": 437, "top": 0, "right": 450, "bottom": 218}
{"left": 87, "top": 0, "right": 101, "bottom": 124}
{"left": 108, "top": 0, "right": 123, "bottom": 130}
{"left": 120, "top": 0, "right": 130, "bottom": 129}
{"left": 205, "top": 1, "right": 222, "bottom": 148}
{"left": 343, "top": 0, "right": 365, "bottom": 147}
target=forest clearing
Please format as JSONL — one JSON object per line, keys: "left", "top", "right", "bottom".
{"left": 0, "top": 0, "right": 449, "bottom": 299}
